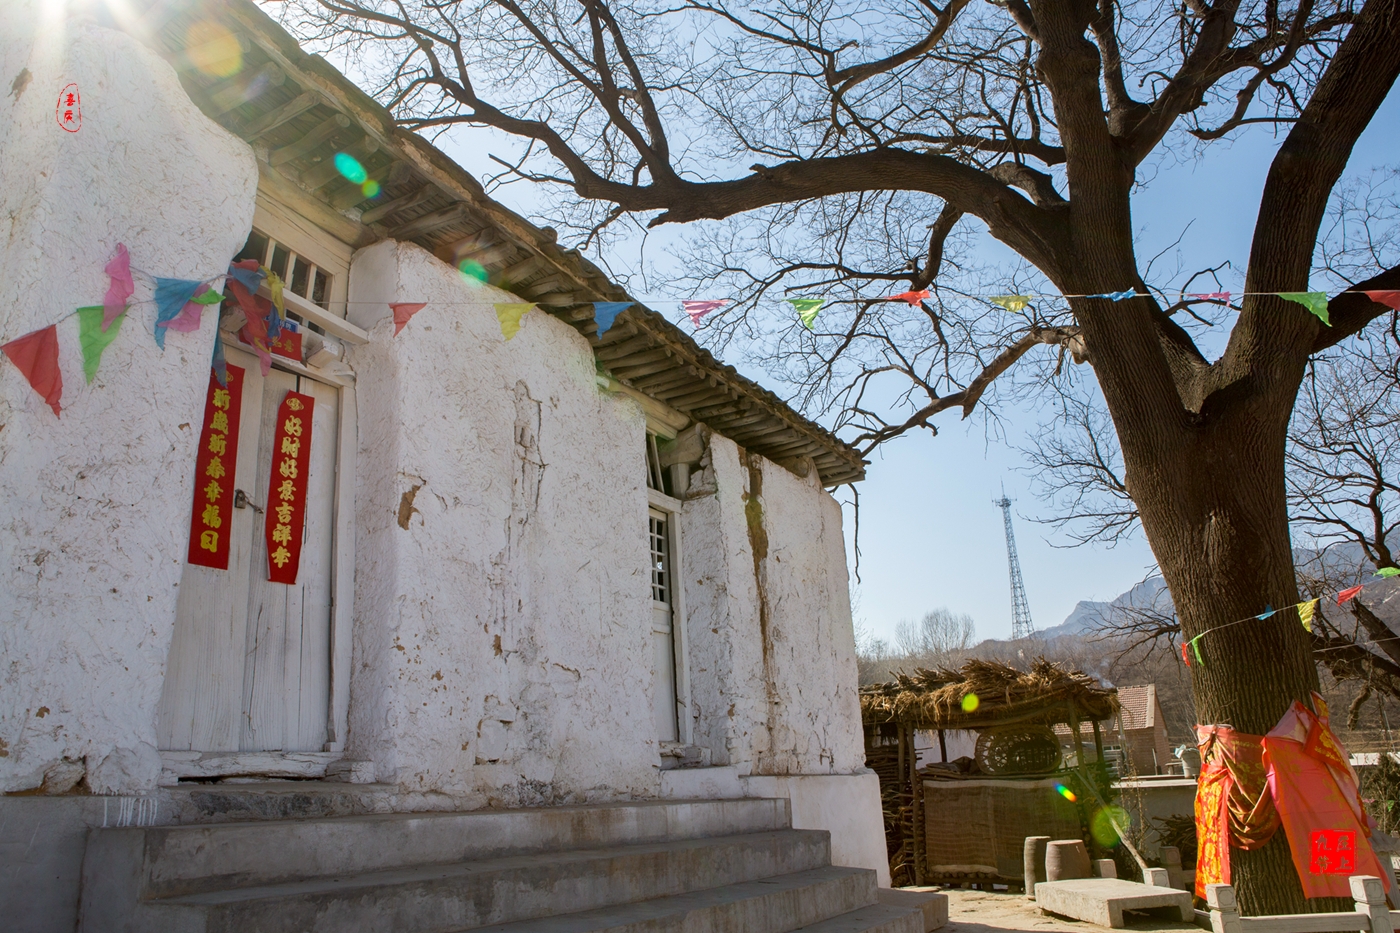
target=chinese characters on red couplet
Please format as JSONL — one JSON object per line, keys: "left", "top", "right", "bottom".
{"left": 265, "top": 392, "right": 314, "bottom": 584}
{"left": 187, "top": 366, "right": 245, "bottom": 570}
{"left": 1310, "top": 829, "right": 1356, "bottom": 875}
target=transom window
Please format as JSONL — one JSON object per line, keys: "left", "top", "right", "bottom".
{"left": 234, "top": 229, "right": 334, "bottom": 333}
{"left": 649, "top": 512, "right": 670, "bottom": 605}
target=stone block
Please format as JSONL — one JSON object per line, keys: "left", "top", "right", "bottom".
{"left": 1034, "top": 878, "right": 1194, "bottom": 929}
{"left": 877, "top": 887, "right": 948, "bottom": 931}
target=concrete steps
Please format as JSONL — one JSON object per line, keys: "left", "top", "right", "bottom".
{"left": 77, "top": 798, "right": 926, "bottom": 933}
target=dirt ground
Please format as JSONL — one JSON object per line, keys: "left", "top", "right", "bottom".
{"left": 943, "top": 889, "right": 1201, "bottom": 933}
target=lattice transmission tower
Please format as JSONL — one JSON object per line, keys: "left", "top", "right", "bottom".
{"left": 994, "top": 490, "right": 1036, "bottom": 640}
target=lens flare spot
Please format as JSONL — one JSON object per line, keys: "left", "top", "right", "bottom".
{"left": 457, "top": 259, "right": 488, "bottom": 285}
{"left": 185, "top": 22, "right": 243, "bottom": 78}
{"left": 960, "top": 692, "right": 980, "bottom": 713}
{"left": 335, "top": 153, "right": 367, "bottom": 185}
{"left": 361, "top": 179, "right": 380, "bottom": 198}
{"left": 1091, "top": 806, "right": 1130, "bottom": 847}
{"left": 1055, "top": 783, "right": 1077, "bottom": 802}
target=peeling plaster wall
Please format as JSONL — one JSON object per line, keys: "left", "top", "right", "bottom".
{"left": 344, "top": 240, "right": 660, "bottom": 803}
{"left": 0, "top": 10, "right": 258, "bottom": 794}
{"left": 681, "top": 436, "right": 864, "bottom": 776}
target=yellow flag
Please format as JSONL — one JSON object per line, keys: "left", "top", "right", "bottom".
{"left": 1298, "top": 598, "right": 1320, "bottom": 633}
{"left": 990, "top": 295, "right": 1031, "bottom": 313}
{"left": 495, "top": 303, "right": 535, "bottom": 341}
{"left": 265, "top": 270, "right": 286, "bottom": 321}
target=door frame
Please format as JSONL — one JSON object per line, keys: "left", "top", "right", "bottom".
{"left": 648, "top": 486, "right": 692, "bottom": 747}
{"left": 160, "top": 332, "right": 357, "bottom": 782}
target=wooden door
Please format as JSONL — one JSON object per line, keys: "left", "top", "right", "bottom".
{"left": 157, "top": 345, "right": 338, "bottom": 753}
{"left": 649, "top": 508, "right": 679, "bottom": 742}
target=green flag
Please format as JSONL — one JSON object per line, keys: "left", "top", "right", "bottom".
{"left": 788, "top": 298, "right": 824, "bottom": 330}
{"left": 1375, "top": 567, "right": 1400, "bottom": 579}
{"left": 76, "top": 305, "right": 124, "bottom": 383}
{"left": 495, "top": 303, "right": 535, "bottom": 341}
{"left": 1278, "top": 291, "right": 1331, "bottom": 326}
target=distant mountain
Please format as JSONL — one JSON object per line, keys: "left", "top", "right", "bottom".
{"left": 972, "top": 541, "right": 1399, "bottom": 651}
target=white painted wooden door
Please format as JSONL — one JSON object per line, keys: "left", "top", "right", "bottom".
{"left": 650, "top": 508, "right": 679, "bottom": 742}
{"left": 158, "top": 345, "right": 338, "bottom": 753}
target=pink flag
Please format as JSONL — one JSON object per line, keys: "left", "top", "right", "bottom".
{"left": 1189, "top": 292, "right": 1231, "bottom": 303}
{"left": 391, "top": 302, "right": 427, "bottom": 336}
{"left": 887, "top": 290, "right": 930, "bottom": 305}
{"left": 2, "top": 325, "right": 62, "bottom": 416}
{"left": 165, "top": 284, "right": 217, "bottom": 333}
{"left": 682, "top": 300, "right": 727, "bottom": 326}
{"left": 1364, "top": 290, "right": 1400, "bottom": 311}
{"left": 1337, "top": 585, "right": 1365, "bottom": 607}
{"left": 103, "top": 243, "right": 134, "bottom": 332}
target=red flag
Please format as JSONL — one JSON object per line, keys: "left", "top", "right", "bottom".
{"left": 229, "top": 279, "right": 273, "bottom": 376}
{"left": 2, "top": 325, "right": 62, "bottom": 416}
{"left": 1337, "top": 585, "right": 1365, "bottom": 606}
{"left": 1181, "top": 642, "right": 1191, "bottom": 667}
{"left": 887, "top": 290, "right": 930, "bottom": 305}
{"left": 1363, "top": 290, "right": 1400, "bottom": 311}
{"left": 390, "top": 302, "right": 427, "bottom": 336}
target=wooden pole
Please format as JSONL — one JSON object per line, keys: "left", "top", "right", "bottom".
{"left": 1093, "top": 719, "right": 1105, "bottom": 762}
{"left": 939, "top": 729, "right": 948, "bottom": 762}
{"left": 909, "top": 723, "right": 925, "bottom": 885}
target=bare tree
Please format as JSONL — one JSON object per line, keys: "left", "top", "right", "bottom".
{"left": 286, "top": 0, "right": 1400, "bottom": 910}
{"left": 893, "top": 608, "right": 977, "bottom": 668}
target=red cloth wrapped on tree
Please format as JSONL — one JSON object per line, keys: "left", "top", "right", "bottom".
{"left": 1194, "top": 724, "right": 1280, "bottom": 898}
{"left": 1263, "top": 695, "right": 1396, "bottom": 903}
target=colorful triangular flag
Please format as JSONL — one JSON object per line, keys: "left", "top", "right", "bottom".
{"left": 1298, "top": 598, "right": 1320, "bottom": 633}
{"left": 592, "top": 302, "right": 633, "bottom": 336}
{"left": 153, "top": 278, "right": 202, "bottom": 349}
{"left": 266, "top": 269, "right": 286, "bottom": 321}
{"left": 391, "top": 302, "right": 427, "bottom": 336}
{"left": 1279, "top": 291, "right": 1331, "bottom": 326}
{"left": 227, "top": 259, "right": 265, "bottom": 295}
{"left": 1180, "top": 641, "right": 1191, "bottom": 667}
{"left": 1191, "top": 636, "right": 1204, "bottom": 666}
{"left": 103, "top": 243, "right": 133, "bottom": 332}
{"left": 1337, "top": 584, "right": 1365, "bottom": 606}
{"left": 681, "top": 300, "right": 727, "bottom": 325}
{"left": 989, "top": 295, "right": 1030, "bottom": 313}
{"left": 1, "top": 324, "right": 62, "bottom": 416}
{"left": 1375, "top": 567, "right": 1400, "bottom": 578}
{"left": 1188, "top": 291, "right": 1231, "bottom": 304}
{"left": 1256, "top": 606, "right": 1277, "bottom": 621}
{"left": 1090, "top": 289, "right": 1138, "bottom": 301}
{"left": 76, "top": 306, "right": 124, "bottom": 383}
{"left": 496, "top": 303, "right": 535, "bottom": 340}
{"left": 1363, "top": 290, "right": 1400, "bottom": 311}
{"left": 787, "top": 299, "right": 824, "bottom": 329}
{"left": 165, "top": 284, "right": 218, "bottom": 335}
{"left": 886, "top": 290, "right": 930, "bottom": 306}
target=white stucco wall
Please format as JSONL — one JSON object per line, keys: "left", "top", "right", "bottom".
{"left": 0, "top": 8, "right": 258, "bottom": 793}
{"left": 344, "top": 240, "right": 661, "bottom": 804}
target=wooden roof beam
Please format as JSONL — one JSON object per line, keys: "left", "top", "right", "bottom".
{"left": 359, "top": 184, "right": 435, "bottom": 225}
{"left": 389, "top": 203, "right": 469, "bottom": 240}
{"left": 207, "top": 62, "right": 284, "bottom": 115}
{"left": 299, "top": 137, "right": 380, "bottom": 189}
{"left": 596, "top": 335, "right": 658, "bottom": 362}
{"left": 240, "top": 90, "right": 320, "bottom": 140}
{"left": 269, "top": 113, "right": 350, "bottom": 166}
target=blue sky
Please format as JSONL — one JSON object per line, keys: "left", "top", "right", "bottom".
{"left": 426, "top": 83, "right": 1400, "bottom": 646}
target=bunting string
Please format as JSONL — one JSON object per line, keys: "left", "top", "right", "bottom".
{"left": 1178, "top": 567, "right": 1400, "bottom": 669}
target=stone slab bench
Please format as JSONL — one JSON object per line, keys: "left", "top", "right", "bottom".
{"left": 1034, "top": 878, "right": 1194, "bottom": 928}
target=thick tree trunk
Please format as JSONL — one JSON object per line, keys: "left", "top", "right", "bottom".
{"left": 1101, "top": 365, "right": 1321, "bottom": 915}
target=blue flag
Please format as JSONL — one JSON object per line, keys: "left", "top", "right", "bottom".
{"left": 593, "top": 302, "right": 633, "bottom": 335}
{"left": 153, "top": 277, "right": 202, "bottom": 349}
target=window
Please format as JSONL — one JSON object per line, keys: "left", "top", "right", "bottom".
{"left": 650, "top": 512, "right": 670, "bottom": 605}
{"left": 233, "top": 228, "right": 335, "bottom": 335}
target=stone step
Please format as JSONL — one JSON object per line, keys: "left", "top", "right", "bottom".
{"left": 459, "top": 866, "right": 877, "bottom": 933}
{"left": 789, "top": 903, "right": 927, "bottom": 933}
{"left": 130, "top": 830, "right": 832, "bottom": 933}
{"left": 85, "top": 797, "right": 790, "bottom": 899}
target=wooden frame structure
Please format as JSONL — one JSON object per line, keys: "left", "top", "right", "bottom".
{"left": 861, "top": 659, "right": 1119, "bottom": 887}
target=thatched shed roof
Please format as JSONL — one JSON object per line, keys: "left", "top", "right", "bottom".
{"left": 860, "top": 658, "right": 1118, "bottom": 733}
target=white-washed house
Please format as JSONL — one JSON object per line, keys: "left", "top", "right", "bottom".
{"left": 0, "top": 1, "right": 903, "bottom": 931}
